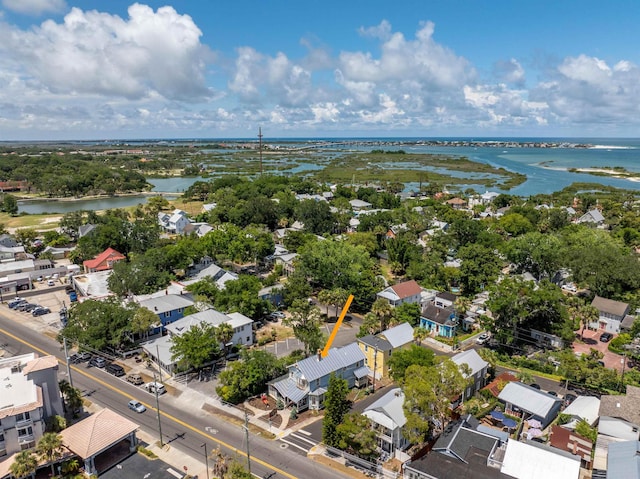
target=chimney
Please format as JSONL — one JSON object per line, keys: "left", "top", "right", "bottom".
{"left": 317, "top": 349, "right": 322, "bottom": 361}
{"left": 154, "top": 306, "right": 158, "bottom": 311}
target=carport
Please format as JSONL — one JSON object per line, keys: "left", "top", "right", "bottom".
{"left": 59, "top": 408, "right": 139, "bottom": 476}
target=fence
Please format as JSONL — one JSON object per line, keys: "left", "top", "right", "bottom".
{"left": 325, "top": 446, "right": 399, "bottom": 479}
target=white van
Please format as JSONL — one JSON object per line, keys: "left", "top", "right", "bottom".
{"left": 145, "top": 382, "right": 166, "bottom": 395}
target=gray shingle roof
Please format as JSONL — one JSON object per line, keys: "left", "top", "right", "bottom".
{"left": 292, "top": 343, "right": 365, "bottom": 383}
{"left": 358, "top": 335, "right": 392, "bottom": 352}
{"left": 599, "top": 385, "right": 640, "bottom": 425}
{"left": 139, "top": 294, "right": 194, "bottom": 315}
{"left": 592, "top": 295, "right": 630, "bottom": 317}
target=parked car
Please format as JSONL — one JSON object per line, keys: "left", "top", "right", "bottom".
{"left": 476, "top": 333, "right": 490, "bottom": 345}
{"left": 561, "top": 283, "right": 577, "bottom": 293}
{"left": 530, "top": 383, "right": 541, "bottom": 390}
{"left": 126, "top": 373, "right": 143, "bottom": 385}
{"left": 89, "top": 356, "right": 107, "bottom": 368}
{"left": 76, "top": 352, "right": 92, "bottom": 362}
{"left": 600, "top": 332, "right": 613, "bottom": 342}
{"left": 547, "top": 390, "right": 558, "bottom": 397}
{"left": 145, "top": 382, "right": 166, "bottom": 395}
{"left": 128, "top": 400, "right": 146, "bottom": 413}
{"left": 106, "top": 363, "right": 125, "bottom": 377}
{"left": 32, "top": 307, "right": 51, "bottom": 316}
{"left": 47, "top": 280, "right": 55, "bottom": 287}
{"left": 17, "top": 303, "right": 37, "bottom": 312}
{"left": 8, "top": 298, "right": 26, "bottom": 309}
{"left": 69, "top": 292, "right": 78, "bottom": 302}
{"left": 23, "top": 304, "right": 41, "bottom": 312}
{"left": 68, "top": 353, "right": 81, "bottom": 364}
{"left": 564, "top": 393, "right": 577, "bottom": 407}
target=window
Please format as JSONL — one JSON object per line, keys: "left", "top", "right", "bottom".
{"left": 0, "top": 433, "right": 4, "bottom": 442}
{"left": 246, "top": 336, "right": 250, "bottom": 342}
{"left": 16, "top": 412, "right": 30, "bottom": 422}
{"left": 20, "top": 441, "right": 34, "bottom": 450}
{"left": 164, "top": 312, "right": 170, "bottom": 318}
{"left": 0, "top": 448, "right": 6, "bottom": 457}
{"left": 17, "top": 426, "right": 33, "bottom": 437}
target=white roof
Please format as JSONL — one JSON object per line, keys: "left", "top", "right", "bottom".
{"left": 165, "top": 308, "right": 252, "bottom": 336}
{"left": 500, "top": 439, "right": 580, "bottom": 479}
{"left": 349, "top": 199, "right": 372, "bottom": 208}
{"left": 0, "top": 259, "right": 34, "bottom": 274}
{"left": 498, "top": 382, "right": 562, "bottom": 418}
{"left": 363, "top": 388, "right": 406, "bottom": 431}
{"left": 451, "top": 349, "right": 488, "bottom": 377}
{"left": 0, "top": 353, "right": 38, "bottom": 412}
{"left": 562, "top": 396, "right": 601, "bottom": 427}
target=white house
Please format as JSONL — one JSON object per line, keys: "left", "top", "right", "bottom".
{"left": 376, "top": 280, "right": 423, "bottom": 307}
{"left": 577, "top": 208, "right": 605, "bottom": 225}
{"left": 362, "top": 388, "right": 409, "bottom": 458}
{"left": 591, "top": 296, "right": 630, "bottom": 334}
{"left": 158, "top": 209, "right": 191, "bottom": 235}
{"left": 451, "top": 349, "right": 489, "bottom": 401}
{"left": 561, "top": 396, "right": 601, "bottom": 430}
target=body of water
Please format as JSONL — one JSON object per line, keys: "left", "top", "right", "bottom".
{"left": 16, "top": 138, "right": 640, "bottom": 213}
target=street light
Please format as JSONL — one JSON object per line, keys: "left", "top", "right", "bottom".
{"left": 201, "top": 443, "right": 209, "bottom": 479}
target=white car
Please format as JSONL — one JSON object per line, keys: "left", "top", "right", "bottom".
{"left": 562, "top": 283, "right": 577, "bottom": 292}
{"left": 476, "top": 333, "right": 490, "bottom": 345}
{"left": 128, "top": 400, "right": 146, "bottom": 413}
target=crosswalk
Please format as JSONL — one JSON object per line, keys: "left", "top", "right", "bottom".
{"left": 279, "top": 429, "right": 318, "bottom": 454}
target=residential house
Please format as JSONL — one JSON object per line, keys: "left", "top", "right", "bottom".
{"left": 420, "top": 303, "right": 457, "bottom": 338}
{"left": 530, "top": 329, "right": 565, "bottom": 350}
{"left": 258, "top": 284, "right": 284, "bottom": 307}
{"left": 377, "top": 280, "right": 423, "bottom": 307}
{"left": 445, "top": 197, "right": 467, "bottom": 210}
{"left": 591, "top": 296, "right": 630, "bottom": 334}
{"left": 187, "top": 260, "right": 238, "bottom": 289}
{"left": 77, "top": 223, "right": 97, "bottom": 238}
{"left": 434, "top": 291, "right": 457, "bottom": 309}
{"left": 385, "top": 224, "right": 408, "bottom": 239}
{"left": 363, "top": 388, "right": 409, "bottom": 458}
{"left": 138, "top": 294, "right": 195, "bottom": 333}
{"left": 358, "top": 323, "right": 414, "bottom": 380}
{"left": 560, "top": 396, "right": 600, "bottom": 430}
{"left": 0, "top": 245, "right": 24, "bottom": 261}
{"left": 141, "top": 308, "right": 254, "bottom": 375}
{"left": 82, "top": 247, "right": 125, "bottom": 274}
{"left": 0, "top": 354, "right": 63, "bottom": 459}
{"left": 500, "top": 439, "right": 580, "bottom": 479}
{"left": 549, "top": 425, "right": 593, "bottom": 469}
{"left": 497, "top": 382, "right": 563, "bottom": 429}
{"left": 598, "top": 385, "right": 640, "bottom": 441}
{"left": 0, "top": 234, "right": 17, "bottom": 248}
{"left": 577, "top": 209, "right": 605, "bottom": 225}
{"left": 451, "top": 349, "right": 489, "bottom": 402}
{"left": 158, "top": 209, "right": 191, "bottom": 235}
{"left": 402, "top": 415, "right": 512, "bottom": 479}
{"left": 349, "top": 199, "right": 372, "bottom": 211}
{"left": 606, "top": 440, "right": 640, "bottom": 479}
{"left": 482, "top": 372, "right": 518, "bottom": 398}
{"left": 202, "top": 203, "right": 217, "bottom": 213}
{"left": 268, "top": 343, "right": 368, "bottom": 412}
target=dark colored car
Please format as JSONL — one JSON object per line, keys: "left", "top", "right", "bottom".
{"left": 106, "top": 363, "right": 125, "bottom": 377}
{"left": 32, "top": 307, "right": 51, "bottom": 316}
{"left": 564, "top": 393, "right": 577, "bottom": 407}
{"left": 547, "top": 390, "right": 558, "bottom": 397}
{"left": 17, "top": 303, "right": 37, "bottom": 311}
{"left": 8, "top": 298, "right": 26, "bottom": 309}
{"left": 24, "top": 304, "right": 41, "bottom": 312}
{"left": 600, "top": 332, "right": 613, "bottom": 342}
{"left": 529, "top": 383, "right": 541, "bottom": 390}
{"left": 76, "top": 352, "right": 92, "bottom": 362}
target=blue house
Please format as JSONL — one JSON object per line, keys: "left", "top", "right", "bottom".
{"left": 420, "top": 303, "right": 457, "bottom": 338}
{"left": 268, "top": 343, "right": 369, "bottom": 411}
{"left": 138, "top": 294, "right": 195, "bottom": 333}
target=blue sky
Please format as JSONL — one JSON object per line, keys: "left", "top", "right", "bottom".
{"left": 1, "top": 0, "right": 639, "bottom": 140}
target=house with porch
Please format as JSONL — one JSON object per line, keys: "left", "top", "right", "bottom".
{"left": 362, "top": 388, "right": 409, "bottom": 458}
{"left": 420, "top": 303, "right": 457, "bottom": 338}
{"left": 376, "top": 280, "right": 423, "bottom": 307}
{"left": 158, "top": 209, "right": 191, "bottom": 235}
{"left": 358, "top": 322, "right": 414, "bottom": 380}
{"left": 268, "top": 343, "right": 368, "bottom": 412}
{"left": 498, "top": 382, "right": 562, "bottom": 429}
{"left": 591, "top": 296, "right": 630, "bottom": 334}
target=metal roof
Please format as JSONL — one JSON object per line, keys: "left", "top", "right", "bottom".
{"left": 498, "top": 382, "right": 562, "bottom": 418}
{"left": 451, "top": 349, "right": 488, "bottom": 376}
{"left": 139, "top": 294, "right": 194, "bottom": 315}
{"left": 363, "top": 388, "right": 407, "bottom": 430}
{"left": 292, "top": 343, "right": 365, "bottom": 383}
{"left": 380, "top": 322, "right": 414, "bottom": 349}
{"left": 607, "top": 440, "right": 640, "bottom": 479}
{"left": 272, "top": 376, "right": 307, "bottom": 403}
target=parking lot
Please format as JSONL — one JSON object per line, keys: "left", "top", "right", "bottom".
{"left": 573, "top": 328, "right": 625, "bottom": 371}
{"left": 3, "top": 282, "right": 72, "bottom": 333}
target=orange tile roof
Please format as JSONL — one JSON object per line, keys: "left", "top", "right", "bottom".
{"left": 391, "top": 280, "right": 422, "bottom": 299}
{"left": 60, "top": 408, "right": 139, "bottom": 459}
{"left": 482, "top": 372, "right": 518, "bottom": 398}
{"left": 82, "top": 247, "right": 125, "bottom": 270}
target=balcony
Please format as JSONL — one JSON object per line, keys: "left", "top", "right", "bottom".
{"left": 15, "top": 418, "right": 32, "bottom": 428}
{"left": 18, "top": 433, "right": 34, "bottom": 444}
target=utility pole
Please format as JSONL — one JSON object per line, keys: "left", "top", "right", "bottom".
{"left": 63, "top": 337, "right": 73, "bottom": 388}
{"left": 258, "top": 127, "right": 263, "bottom": 176}
{"left": 243, "top": 409, "right": 251, "bottom": 475}
{"left": 153, "top": 372, "right": 164, "bottom": 447}
{"left": 201, "top": 443, "right": 209, "bottom": 479}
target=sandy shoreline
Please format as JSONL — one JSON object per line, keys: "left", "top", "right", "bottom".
{"left": 541, "top": 165, "right": 640, "bottom": 182}
{"left": 15, "top": 191, "right": 176, "bottom": 203}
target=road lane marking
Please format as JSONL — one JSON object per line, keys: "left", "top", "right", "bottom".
{"left": 0, "top": 326, "right": 297, "bottom": 479}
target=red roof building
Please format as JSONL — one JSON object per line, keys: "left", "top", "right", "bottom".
{"left": 83, "top": 248, "right": 125, "bottom": 273}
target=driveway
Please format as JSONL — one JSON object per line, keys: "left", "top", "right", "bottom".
{"left": 573, "top": 329, "right": 625, "bottom": 371}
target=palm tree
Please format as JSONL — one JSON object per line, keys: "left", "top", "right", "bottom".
{"left": 211, "top": 447, "right": 229, "bottom": 478}
{"left": 66, "top": 386, "right": 84, "bottom": 418}
{"left": 414, "top": 327, "right": 429, "bottom": 345}
{"left": 317, "top": 289, "right": 332, "bottom": 318}
{"left": 37, "top": 432, "right": 65, "bottom": 477}
{"left": 10, "top": 450, "right": 37, "bottom": 479}
{"left": 371, "top": 297, "right": 394, "bottom": 331}
{"left": 58, "top": 379, "right": 71, "bottom": 413}
{"left": 215, "top": 323, "right": 234, "bottom": 359}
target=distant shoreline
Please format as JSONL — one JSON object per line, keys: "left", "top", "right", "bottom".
{"left": 16, "top": 191, "right": 178, "bottom": 203}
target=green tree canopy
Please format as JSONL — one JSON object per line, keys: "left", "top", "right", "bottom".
{"left": 170, "top": 322, "right": 221, "bottom": 372}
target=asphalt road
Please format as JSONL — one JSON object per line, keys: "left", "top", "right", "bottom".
{"left": 0, "top": 310, "right": 350, "bottom": 479}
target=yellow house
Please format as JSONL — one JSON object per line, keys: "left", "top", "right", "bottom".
{"left": 357, "top": 322, "right": 414, "bottom": 382}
